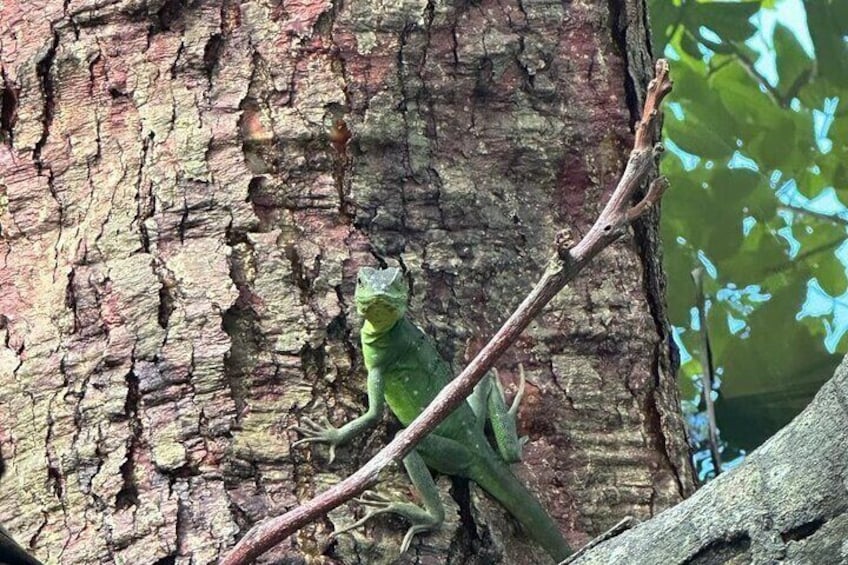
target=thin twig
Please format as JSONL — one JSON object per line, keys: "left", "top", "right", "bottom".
{"left": 696, "top": 30, "right": 786, "bottom": 108}
{"left": 220, "top": 59, "right": 673, "bottom": 565}
{"left": 778, "top": 204, "right": 848, "bottom": 228}
{"left": 691, "top": 267, "right": 722, "bottom": 476}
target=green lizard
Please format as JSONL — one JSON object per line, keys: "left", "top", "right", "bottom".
{"left": 293, "top": 266, "right": 572, "bottom": 561}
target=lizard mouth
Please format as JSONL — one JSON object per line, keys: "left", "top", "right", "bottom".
{"left": 358, "top": 299, "right": 403, "bottom": 330}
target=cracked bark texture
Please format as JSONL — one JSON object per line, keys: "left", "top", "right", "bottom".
{"left": 0, "top": 0, "right": 694, "bottom": 563}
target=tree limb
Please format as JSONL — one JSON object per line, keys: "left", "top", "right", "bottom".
{"left": 564, "top": 354, "right": 848, "bottom": 564}
{"left": 220, "top": 59, "right": 673, "bottom": 565}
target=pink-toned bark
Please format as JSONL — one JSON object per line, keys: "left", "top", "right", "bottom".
{"left": 0, "top": 0, "right": 692, "bottom": 563}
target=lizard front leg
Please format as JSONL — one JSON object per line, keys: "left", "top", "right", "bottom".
{"left": 292, "top": 368, "right": 385, "bottom": 463}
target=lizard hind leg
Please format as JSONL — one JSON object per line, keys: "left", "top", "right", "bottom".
{"left": 469, "top": 372, "right": 494, "bottom": 432}
{"left": 489, "top": 364, "right": 529, "bottom": 463}
{"left": 333, "top": 450, "right": 445, "bottom": 554}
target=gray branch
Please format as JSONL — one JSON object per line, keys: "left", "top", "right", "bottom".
{"left": 565, "top": 355, "right": 848, "bottom": 564}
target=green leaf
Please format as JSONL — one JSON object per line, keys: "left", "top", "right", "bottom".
{"left": 805, "top": 2, "right": 848, "bottom": 88}
{"left": 648, "top": 0, "right": 682, "bottom": 50}
{"left": 685, "top": 1, "right": 761, "bottom": 45}
{"left": 773, "top": 23, "right": 814, "bottom": 98}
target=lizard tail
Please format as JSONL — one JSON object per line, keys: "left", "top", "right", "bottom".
{"left": 471, "top": 455, "right": 572, "bottom": 562}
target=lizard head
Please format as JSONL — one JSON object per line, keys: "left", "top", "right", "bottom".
{"left": 355, "top": 266, "right": 408, "bottom": 332}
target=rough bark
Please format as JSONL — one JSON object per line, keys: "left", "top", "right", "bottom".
{"left": 567, "top": 354, "right": 848, "bottom": 565}
{"left": 0, "top": 1, "right": 692, "bottom": 564}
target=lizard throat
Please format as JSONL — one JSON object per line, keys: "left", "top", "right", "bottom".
{"left": 361, "top": 318, "right": 401, "bottom": 340}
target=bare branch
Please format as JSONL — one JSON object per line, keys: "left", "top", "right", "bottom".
{"left": 220, "top": 59, "right": 673, "bottom": 565}
{"left": 626, "top": 176, "right": 669, "bottom": 222}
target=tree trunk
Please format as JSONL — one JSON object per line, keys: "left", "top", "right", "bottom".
{"left": 0, "top": 1, "right": 693, "bottom": 563}
{"left": 567, "top": 354, "right": 848, "bottom": 565}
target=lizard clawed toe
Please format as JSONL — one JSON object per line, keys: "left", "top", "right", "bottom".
{"left": 400, "top": 524, "right": 431, "bottom": 554}
{"left": 355, "top": 491, "right": 392, "bottom": 506}
{"left": 331, "top": 492, "right": 394, "bottom": 539}
{"left": 296, "top": 416, "right": 333, "bottom": 433}
{"left": 290, "top": 416, "right": 342, "bottom": 463}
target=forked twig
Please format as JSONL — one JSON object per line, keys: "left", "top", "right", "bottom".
{"left": 221, "top": 59, "right": 673, "bottom": 565}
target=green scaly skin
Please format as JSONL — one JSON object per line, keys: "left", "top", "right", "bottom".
{"left": 293, "top": 267, "right": 572, "bottom": 561}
